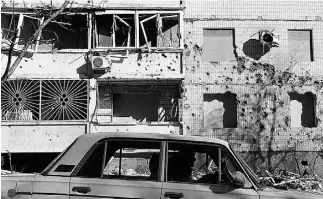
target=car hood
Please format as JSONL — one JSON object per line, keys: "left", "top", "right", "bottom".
{"left": 259, "top": 187, "right": 322, "bottom": 199}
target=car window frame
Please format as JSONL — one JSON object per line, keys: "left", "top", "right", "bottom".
{"left": 164, "top": 140, "right": 250, "bottom": 187}
{"left": 230, "top": 145, "right": 260, "bottom": 188}
{"left": 41, "top": 138, "right": 79, "bottom": 175}
{"left": 71, "top": 138, "right": 164, "bottom": 182}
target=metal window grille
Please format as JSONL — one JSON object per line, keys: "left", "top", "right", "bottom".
{"left": 1, "top": 79, "right": 88, "bottom": 121}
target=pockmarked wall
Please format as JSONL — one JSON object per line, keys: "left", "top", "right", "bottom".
{"left": 182, "top": 0, "right": 323, "bottom": 175}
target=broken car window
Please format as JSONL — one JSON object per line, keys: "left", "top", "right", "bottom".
{"left": 167, "top": 142, "right": 245, "bottom": 185}
{"left": 76, "top": 139, "right": 161, "bottom": 181}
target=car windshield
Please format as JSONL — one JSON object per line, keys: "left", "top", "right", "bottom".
{"left": 229, "top": 145, "right": 260, "bottom": 186}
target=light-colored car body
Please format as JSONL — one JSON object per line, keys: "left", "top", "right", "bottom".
{"left": 1, "top": 132, "right": 322, "bottom": 199}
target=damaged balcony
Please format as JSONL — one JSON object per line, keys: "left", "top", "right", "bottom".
{"left": 91, "top": 10, "right": 184, "bottom": 80}
{"left": 1, "top": 9, "right": 183, "bottom": 80}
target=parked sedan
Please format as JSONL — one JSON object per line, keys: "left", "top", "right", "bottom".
{"left": 1, "top": 132, "right": 322, "bottom": 199}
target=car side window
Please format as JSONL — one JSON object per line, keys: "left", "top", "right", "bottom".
{"left": 76, "top": 139, "right": 161, "bottom": 181}
{"left": 167, "top": 142, "right": 243, "bottom": 185}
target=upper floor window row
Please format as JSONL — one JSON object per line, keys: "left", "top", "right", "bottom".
{"left": 1, "top": 10, "right": 183, "bottom": 52}
{"left": 202, "top": 29, "right": 314, "bottom": 62}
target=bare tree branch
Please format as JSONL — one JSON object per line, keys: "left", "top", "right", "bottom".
{"left": 1, "top": 0, "right": 70, "bottom": 83}
{"left": 2, "top": 30, "right": 18, "bottom": 81}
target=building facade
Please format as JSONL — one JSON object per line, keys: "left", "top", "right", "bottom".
{"left": 1, "top": 0, "right": 323, "bottom": 176}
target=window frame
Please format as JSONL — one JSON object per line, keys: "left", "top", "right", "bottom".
{"left": 93, "top": 10, "right": 183, "bottom": 50}
{"left": 1, "top": 12, "right": 44, "bottom": 52}
{"left": 203, "top": 92, "right": 238, "bottom": 129}
{"left": 288, "top": 91, "right": 317, "bottom": 128}
{"left": 164, "top": 140, "right": 247, "bottom": 186}
{"left": 72, "top": 138, "right": 164, "bottom": 182}
{"left": 202, "top": 28, "right": 236, "bottom": 62}
{"left": 287, "top": 29, "right": 314, "bottom": 62}
{"left": 96, "top": 83, "right": 181, "bottom": 125}
{"left": 94, "top": 10, "right": 136, "bottom": 50}
{"left": 1, "top": 79, "right": 89, "bottom": 122}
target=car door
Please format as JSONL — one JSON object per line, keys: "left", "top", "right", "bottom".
{"left": 31, "top": 175, "right": 69, "bottom": 199}
{"left": 161, "top": 141, "right": 259, "bottom": 199}
{"left": 69, "top": 138, "right": 163, "bottom": 199}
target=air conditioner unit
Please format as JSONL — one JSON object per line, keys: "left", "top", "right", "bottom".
{"left": 91, "top": 55, "right": 112, "bottom": 71}
{"left": 259, "top": 30, "right": 279, "bottom": 47}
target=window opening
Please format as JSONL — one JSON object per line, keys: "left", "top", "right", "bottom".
{"left": 289, "top": 92, "right": 317, "bottom": 127}
{"left": 38, "top": 14, "right": 88, "bottom": 51}
{"left": 139, "top": 13, "right": 180, "bottom": 50}
{"left": 1, "top": 13, "right": 42, "bottom": 52}
{"left": 97, "top": 84, "right": 180, "bottom": 123}
{"left": 113, "top": 93, "right": 158, "bottom": 123}
{"left": 204, "top": 92, "right": 237, "bottom": 128}
{"left": 1, "top": 13, "right": 20, "bottom": 48}
{"left": 95, "top": 14, "right": 134, "bottom": 48}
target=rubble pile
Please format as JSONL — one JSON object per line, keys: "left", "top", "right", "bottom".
{"left": 258, "top": 170, "right": 323, "bottom": 194}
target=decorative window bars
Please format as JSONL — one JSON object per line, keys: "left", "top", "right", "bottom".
{"left": 1, "top": 79, "right": 88, "bottom": 121}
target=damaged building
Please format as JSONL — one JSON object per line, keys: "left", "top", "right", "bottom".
{"left": 1, "top": 0, "right": 323, "bottom": 177}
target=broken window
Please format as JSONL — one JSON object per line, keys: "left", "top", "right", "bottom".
{"left": 288, "top": 30, "right": 313, "bottom": 62}
{"left": 95, "top": 14, "right": 135, "bottom": 48}
{"left": 139, "top": 13, "right": 180, "bottom": 49}
{"left": 97, "top": 84, "right": 180, "bottom": 123}
{"left": 113, "top": 93, "right": 158, "bottom": 122}
{"left": 203, "top": 92, "right": 237, "bottom": 128}
{"left": 203, "top": 29, "right": 236, "bottom": 62}
{"left": 1, "top": 79, "right": 88, "bottom": 121}
{"left": 38, "top": 14, "right": 88, "bottom": 51}
{"left": 1, "top": 13, "right": 42, "bottom": 52}
{"left": 289, "top": 92, "right": 316, "bottom": 127}
{"left": 1, "top": 13, "right": 20, "bottom": 49}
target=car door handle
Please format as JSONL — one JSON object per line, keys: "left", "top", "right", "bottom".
{"left": 72, "top": 186, "right": 91, "bottom": 194}
{"left": 164, "top": 192, "right": 184, "bottom": 198}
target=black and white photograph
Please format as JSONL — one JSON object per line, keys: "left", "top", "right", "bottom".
{"left": 1, "top": 0, "right": 323, "bottom": 198}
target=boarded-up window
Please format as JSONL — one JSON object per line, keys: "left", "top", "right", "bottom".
{"left": 203, "top": 92, "right": 237, "bottom": 128}
{"left": 113, "top": 93, "right": 158, "bottom": 122}
{"left": 289, "top": 92, "right": 316, "bottom": 127}
{"left": 288, "top": 30, "right": 313, "bottom": 61}
{"left": 203, "top": 29, "right": 235, "bottom": 62}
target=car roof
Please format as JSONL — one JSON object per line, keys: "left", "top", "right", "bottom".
{"left": 45, "top": 132, "right": 230, "bottom": 176}
{"left": 78, "top": 132, "right": 229, "bottom": 146}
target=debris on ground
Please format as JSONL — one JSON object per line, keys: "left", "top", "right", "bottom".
{"left": 258, "top": 169, "right": 323, "bottom": 194}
